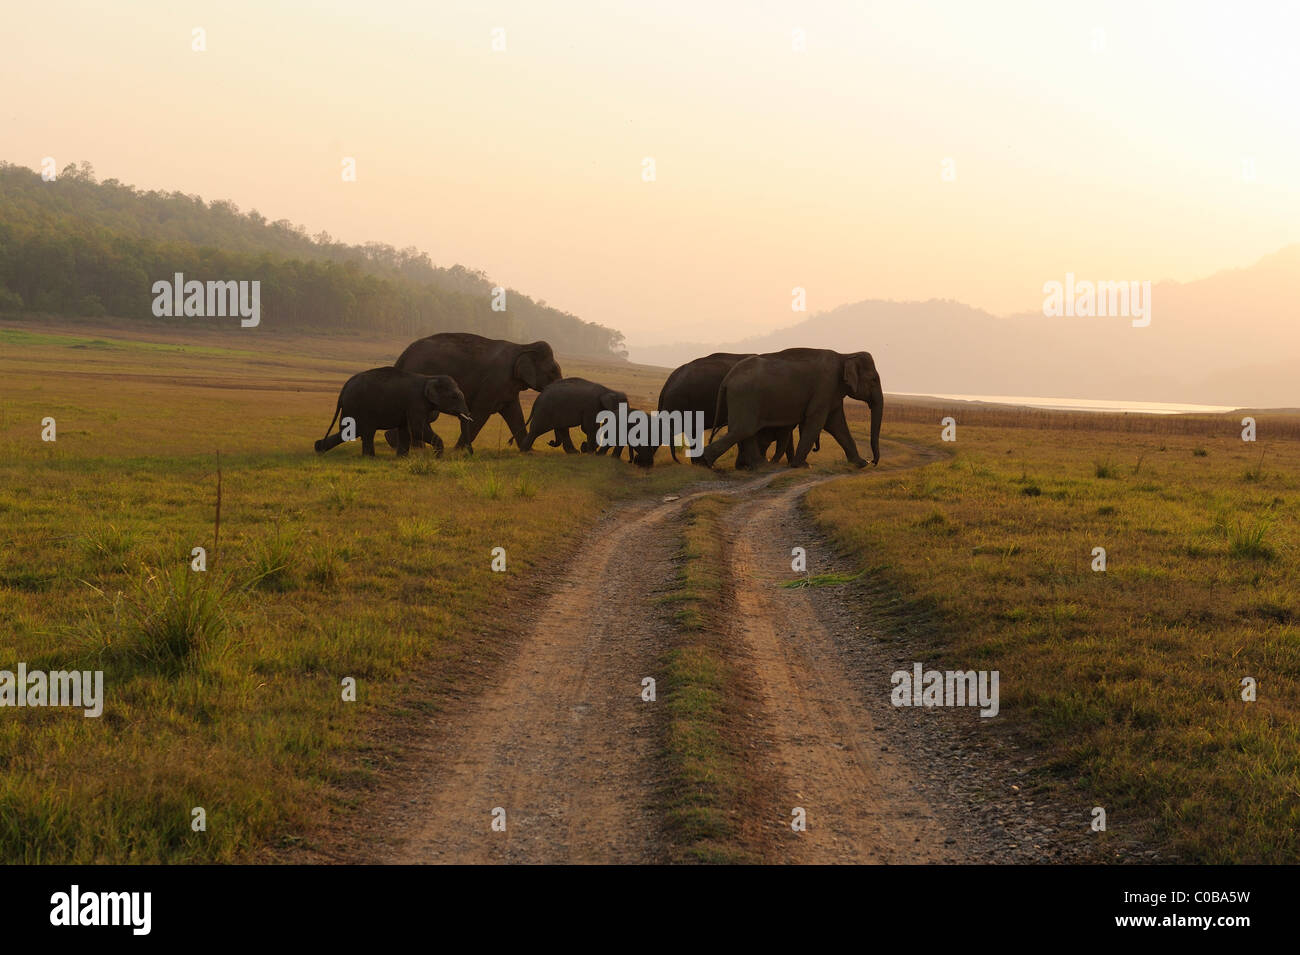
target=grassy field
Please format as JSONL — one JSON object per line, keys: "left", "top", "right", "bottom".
{"left": 807, "top": 419, "right": 1300, "bottom": 863}
{"left": 0, "top": 321, "right": 722, "bottom": 862}
{"left": 4, "top": 318, "right": 1295, "bottom": 864}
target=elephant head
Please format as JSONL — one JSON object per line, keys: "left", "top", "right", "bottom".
{"left": 424, "top": 375, "right": 473, "bottom": 421}
{"left": 514, "top": 343, "right": 564, "bottom": 392}
{"left": 599, "top": 390, "right": 628, "bottom": 414}
{"left": 842, "top": 352, "right": 883, "bottom": 466}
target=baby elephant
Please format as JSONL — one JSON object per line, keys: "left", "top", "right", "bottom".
{"left": 518, "top": 377, "right": 632, "bottom": 457}
{"left": 315, "top": 367, "right": 471, "bottom": 457}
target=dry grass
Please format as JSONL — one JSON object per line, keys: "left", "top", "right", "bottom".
{"left": 0, "top": 321, "right": 711, "bottom": 862}
{"left": 808, "top": 420, "right": 1300, "bottom": 863}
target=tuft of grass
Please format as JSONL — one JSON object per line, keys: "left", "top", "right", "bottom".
{"left": 248, "top": 527, "right": 298, "bottom": 591}
{"left": 81, "top": 565, "right": 232, "bottom": 673}
{"left": 1224, "top": 517, "right": 1275, "bottom": 561}
{"left": 404, "top": 454, "right": 439, "bottom": 476}
{"left": 916, "top": 509, "right": 948, "bottom": 529}
{"left": 396, "top": 517, "right": 438, "bottom": 546}
{"left": 78, "top": 522, "right": 137, "bottom": 573}
{"left": 1093, "top": 458, "right": 1117, "bottom": 478}
{"left": 469, "top": 469, "right": 504, "bottom": 500}
{"left": 304, "top": 538, "right": 344, "bottom": 588}
{"left": 1193, "top": 447, "right": 1208, "bottom": 457}
{"left": 1021, "top": 484, "right": 1042, "bottom": 496}
{"left": 515, "top": 474, "right": 538, "bottom": 498}
{"left": 324, "top": 476, "right": 357, "bottom": 511}
{"left": 1243, "top": 452, "right": 1267, "bottom": 483}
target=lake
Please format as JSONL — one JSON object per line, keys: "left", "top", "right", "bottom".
{"left": 891, "top": 392, "right": 1241, "bottom": 415}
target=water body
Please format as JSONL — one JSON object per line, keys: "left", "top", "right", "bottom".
{"left": 892, "top": 392, "right": 1240, "bottom": 415}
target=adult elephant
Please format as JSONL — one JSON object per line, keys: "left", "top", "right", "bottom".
{"left": 655, "top": 352, "right": 806, "bottom": 467}
{"left": 384, "top": 332, "right": 562, "bottom": 454}
{"left": 657, "top": 353, "right": 749, "bottom": 463}
{"left": 700, "top": 348, "right": 882, "bottom": 469}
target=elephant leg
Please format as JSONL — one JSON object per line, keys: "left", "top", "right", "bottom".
{"left": 452, "top": 413, "right": 483, "bottom": 454}
{"left": 701, "top": 430, "right": 743, "bottom": 468}
{"left": 500, "top": 398, "right": 528, "bottom": 448}
{"left": 823, "top": 405, "right": 866, "bottom": 467}
{"left": 735, "top": 437, "right": 762, "bottom": 470}
{"left": 429, "top": 428, "right": 445, "bottom": 458}
{"left": 557, "top": 428, "right": 579, "bottom": 453}
{"left": 361, "top": 430, "right": 377, "bottom": 456}
{"left": 519, "top": 418, "right": 542, "bottom": 452}
{"left": 447, "top": 407, "right": 488, "bottom": 454}
{"left": 406, "top": 411, "right": 427, "bottom": 453}
{"left": 383, "top": 428, "right": 401, "bottom": 450}
{"left": 393, "top": 426, "right": 411, "bottom": 457}
{"left": 789, "top": 413, "right": 830, "bottom": 468}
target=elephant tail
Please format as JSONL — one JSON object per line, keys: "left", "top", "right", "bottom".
{"left": 316, "top": 404, "right": 341, "bottom": 452}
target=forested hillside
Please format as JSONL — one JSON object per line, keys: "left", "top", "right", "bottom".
{"left": 0, "top": 162, "right": 625, "bottom": 357}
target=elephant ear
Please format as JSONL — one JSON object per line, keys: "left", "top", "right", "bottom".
{"left": 514, "top": 351, "right": 538, "bottom": 387}
{"left": 842, "top": 356, "right": 863, "bottom": 396}
{"left": 422, "top": 377, "right": 441, "bottom": 405}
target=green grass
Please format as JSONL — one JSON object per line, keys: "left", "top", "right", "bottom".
{"left": 808, "top": 422, "right": 1300, "bottom": 863}
{"left": 781, "top": 570, "right": 864, "bottom": 588}
{"left": 657, "top": 495, "right": 762, "bottom": 864}
{"left": 0, "top": 323, "right": 718, "bottom": 863}
{"left": 0, "top": 326, "right": 264, "bottom": 359}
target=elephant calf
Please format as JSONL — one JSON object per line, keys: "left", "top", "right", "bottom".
{"left": 518, "top": 377, "right": 647, "bottom": 461}
{"left": 315, "top": 367, "right": 471, "bottom": 457}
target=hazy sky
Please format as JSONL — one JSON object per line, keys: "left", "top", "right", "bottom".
{"left": 4, "top": 1, "right": 1297, "bottom": 347}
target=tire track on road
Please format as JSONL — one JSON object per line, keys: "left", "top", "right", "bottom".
{"left": 722, "top": 459, "right": 965, "bottom": 863}
{"left": 337, "top": 438, "right": 958, "bottom": 864}
{"left": 373, "top": 473, "right": 779, "bottom": 863}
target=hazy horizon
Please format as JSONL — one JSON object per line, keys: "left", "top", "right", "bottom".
{"left": 5, "top": 0, "right": 1297, "bottom": 351}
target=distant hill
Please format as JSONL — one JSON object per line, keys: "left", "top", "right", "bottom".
{"left": 0, "top": 161, "right": 625, "bottom": 358}
{"left": 633, "top": 246, "right": 1300, "bottom": 407}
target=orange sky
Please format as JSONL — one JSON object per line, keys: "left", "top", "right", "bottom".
{"left": 4, "top": 0, "right": 1297, "bottom": 347}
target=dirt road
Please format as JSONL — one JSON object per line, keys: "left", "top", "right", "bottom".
{"left": 324, "top": 438, "right": 1082, "bottom": 864}
{"left": 720, "top": 477, "right": 963, "bottom": 863}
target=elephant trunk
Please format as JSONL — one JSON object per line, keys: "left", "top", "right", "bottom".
{"left": 868, "top": 389, "right": 883, "bottom": 466}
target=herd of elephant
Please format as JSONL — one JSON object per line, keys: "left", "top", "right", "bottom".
{"left": 314, "top": 331, "right": 883, "bottom": 470}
